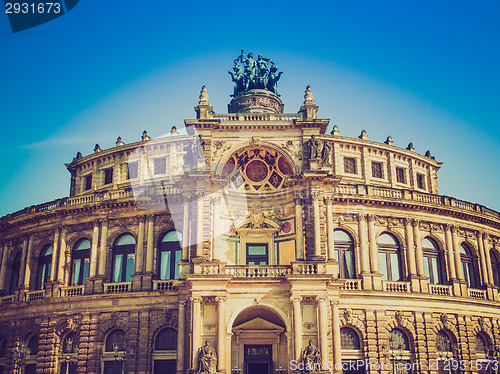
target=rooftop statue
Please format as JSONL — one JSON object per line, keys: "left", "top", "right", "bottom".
{"left": 229, "top": 49, "right": 283, "bottom": 97}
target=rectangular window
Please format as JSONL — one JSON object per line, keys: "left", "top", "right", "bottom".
{"left": 379, "top": 253, "right": 388, "bottom": 281}
{"left": 84, "top": 175, "right": 92, "bottom": 191}
{"left": 104, "top": 168, "right": 113, "bottom": 185}
{"left": 154, "top": 158, "right": 166, "bottom": 175}
{"left": 246, "top": 244, "right": 268, "bottom": 265}
{"left": 344, "top": 157, "right": 357, "bottom": 174}
{"left": 371, "top": 162, "right": 383, "bottom": 178}
{"left": 127, "top": 162, "right": 138, "bottom": 179}
{"left": 396, "top": 167, "right": 406, "bottom": 184}
{"left": 417, "top": 173, "right": 426, "bottom": 190}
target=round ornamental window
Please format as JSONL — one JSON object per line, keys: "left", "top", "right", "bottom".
{"left": 245, "top": 159, "right": 269, "bottom": 182}
{"left": 278, "top": 156, "right": 293, "bottom": 175}
{"left": 222, "top": 157, "right": 236, "bottom": 177}
{"left": 281, "top": 221, "right": 292, "bottom": 234}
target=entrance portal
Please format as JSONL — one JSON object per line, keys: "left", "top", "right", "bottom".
{"left": 231, "top": 306, "right": 289, "bottom": 374}
{"left": 247, "top": 362, "right": 270, "bottom": 374}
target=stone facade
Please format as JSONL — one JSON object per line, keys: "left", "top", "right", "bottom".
{"left": 0, "top": 84, "right": 499, "bottom": 374}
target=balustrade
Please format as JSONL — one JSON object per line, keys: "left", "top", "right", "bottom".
{"left": 25, "top": 290, "right": 45, "bottom": 301}
{"left": 383, "top": 281, "right": 410, "bottom": 293}
{"left": 429, "top": 284, "right": 452, "bottom": 296}
{"left": 59, "top": 285, "right": 85, "bottom": 297}
{"left": 1, "top": 294, "right": 16, "bottom": 305}
{"left": 153, "top": 280, "right": 178, "bottom": 291}
{"left": 340, "top": 279, "right": 362, "bottom": 290}
{"left": 103, "top": 282, "right": 131, "bottom": 294}
{"left": 468, "top": 288, "right": 487, "bottom": 300}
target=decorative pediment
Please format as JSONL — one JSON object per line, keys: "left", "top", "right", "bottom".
{"left": 233, "top": 317, "right": 284, "bottom": 333}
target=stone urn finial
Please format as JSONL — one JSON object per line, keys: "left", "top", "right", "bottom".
{"left": 303, "top": 85, "right": 315, "bottom": 105}
{"left": 199, "top": 85, "right": 210, "bottom": 105}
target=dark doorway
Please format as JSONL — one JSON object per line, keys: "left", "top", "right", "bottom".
{"left": 153, "top": 359, "right": 176, "bottom": 374}
{"left": 103, "top": 361, "right": 123, "bottom": 374}
{"left": 247, "top": 362, "right": 270, "bottom": 374}
{"left": 25, "top": 364, "right": 37, "bottom": 374}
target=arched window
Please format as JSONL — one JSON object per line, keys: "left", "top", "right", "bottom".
{"left": 334, "top": 230, "right": 355, "bottom": 279}
{"left": 422, "top": 237, "right": 444, "bottom": 284}
{"left": 460, "top": 243, "right": 479, "bottom": 288}
{"left": 340, "top": 327, "right": 364, "bottom": 374}
{"left": 388, "top": 329, "right": 412, "bottom": 374}
{"left": 25, "top": 335, "right": 38, "bottom": 374}
{"left": 37, "top": 246, "right": 52, "bottom": 290}
{"left": 9, "top": 252, "right": 21, "bottom": 295}
{"left": 436, "top": 331, "right": 456, "bottom": 373}
{"left": 105, "top": 330, "right": 126, "bottom": 352}
{"left": 103, "top": 330, "right": 126, "bottom": 374}
{"left": 155, "top": 328, "right": 177, "bottom": 351}
{"left": 378, "top": 233, "right": 402, "bottom": 281}
{"left": 70, "top": 240, "right": 90, "bottom": 286}
{"left": 476, "top": 333, "right": 488, "bottom": 355}
{"left": 340, "top": 327, "right": 361, "bottom": 350}
{"left": 490, "top": 250, "right": 500, "bottom": 288}
{"left": 158, "top": 232, "right": 182, "bottom": 280}
{"left": 153, "top": 328, "right": 177, "bottom": 374}
{"left": 112, "top": 235, "right": 136, "bottom": 283}
{"left": 60, "top": 332, "right": 78, "bottom": 374}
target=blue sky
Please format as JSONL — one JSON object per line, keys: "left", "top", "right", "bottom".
{"left": 0, "top": 0, "right": 499, "bottom": 216}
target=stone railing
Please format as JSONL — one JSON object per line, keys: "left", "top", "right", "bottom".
{"left": 468, "top": 288, "right": 487, "bottom": 300}
{"left": 429, "top": 284, "right": 453, "bottom": 296}
{"left": 59, "top": 285, "right": 85, "bottom": 297}
{"left": 340, "top": 279, "right": 362, "bottom": 291}
{"left": 153, "top": 280, "right": 178, "bottom": 291}
{"left": 25, "top": 290, "right": 45, "bottom": 302}
{"left": 383, "top": 281, "right": 410, "bottom": 293}
{"left": 103, "top": 282, "right": 131, "bottom": 294}
{"left": 225, "top": 265, "right": 291, "bottom": 278}
{"left": 4, "top": 182, "right": 499, "bottom": 225}
{"left": 1, "top": 294, "right": 16, "bottom": 305}
{"left": 210, "top": 113, "right": 302, "bottom": 122}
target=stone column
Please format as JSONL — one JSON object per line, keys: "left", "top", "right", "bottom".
{"left": 0, "top": 242, "right": 8, "bottom": 291}
{"left": 332, "top": 301, "right": 342, "bottom": 373}
{"left": 317, "top": 296, "right": 329, "bottom": 364}
{"left": 146, "top": 216, "right": 155, "bottom": 273}
{"left": 325, "top": 197, "right": 335, "bottom": 261}
{"left": 182, "top": 197, "right": 190, "bottom": 261}
{"left": 135, "top": 217, "right": 145, "bottom": 273}
{"left": 57, "top": 227, "right": 67, "bottom": 283}
{"left": 191, "top": 297, "right": 202, "bottom": 368}
{"left": 295, "top": 197, "right": 305, "bottom": 261}
{"left": 23, "top": 235, "right": 34, "bottom": 287}
{"left": 312, "top": 192, "right": 323, "bottom": 259}
{"left": 444, "top": 224, "right": 456, "bottom": 280}
{"left": 177, "top": 301, "right": 186, "bottom": 374}
{"left": 367, "top": 215, "right": 379, "bottom": 273}
{"left": 404, "top": 219, "right": 417, "bottom": 276}
{"left": 216, "top": 296, "right": 227, "bottom": 372}
{"left": 50, "top": 227, "right": 60, "bottom": 281}
{"left": 412, "top": 220, "right": 425, "bottom": 277}
{"left": 357, "top": 214, "right": 371, "bottom": 289}
{"left": 18, "top": 237, "right": 28, "bottom": 287}
{"left": 483, "top": 235, "right": 494, "bottom": 285}
{"left": 98, "top": 220, "right": 108, "bottom": 277}
{"left": 212, "top": 196, "right": 221, "bottom": 261}
{"left": 89, "top": 222, "right": 99, "bottom": 278}
{"left": 477, "top": 232, "right": 489, "bottom": 286}
{"left": 291, "top": 296, "right": 303, "bottom": 361}
{"left": 196, "top": 192, "right": 204, "bottom": 258}
{"left": 452, "top": 226, "right": 464, "bottom": 280}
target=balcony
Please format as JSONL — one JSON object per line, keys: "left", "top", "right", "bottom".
{"left": 468, "top": 288, "right": 487, "bottom": 300}
{"left": 25, "top": 290, "right": 45, "bottom": 302}
{"left": 429, "top": 284, "right": 452, "bottom": 296}
{"left": 103, "top": 282, "right": 131, "bottom": 294}
{"left": 59, "top": 285, "right": 85, "bottom": 297}
{"left": 383, "top": 281, "right": 410, "bottom": 293}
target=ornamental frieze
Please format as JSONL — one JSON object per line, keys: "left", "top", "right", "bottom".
{"left": 67, "top": 222, "right": 93, "bottom": 233}
{"left": 333, "top": 214, "right": 357, "bottom": 225}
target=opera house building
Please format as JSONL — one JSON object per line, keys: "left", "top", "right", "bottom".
{"left": 0, "top": 55, "right": 499, "bottom": 374}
